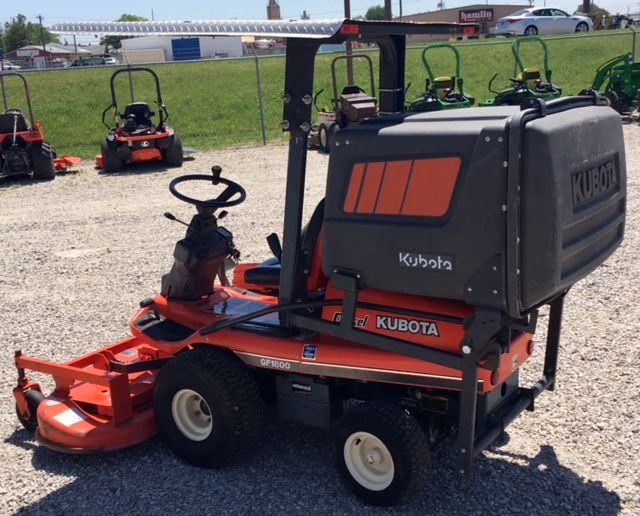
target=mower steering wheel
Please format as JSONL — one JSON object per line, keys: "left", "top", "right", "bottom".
{"left": 169, "top": 168, "right": 246, "bottom": 209}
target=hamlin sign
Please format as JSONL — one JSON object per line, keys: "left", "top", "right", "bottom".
{"left": 459, "top": 8, "right": 494, "bottom": 23}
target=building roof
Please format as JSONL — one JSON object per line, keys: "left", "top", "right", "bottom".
{"left": 14, "top": 42, "right": 90, "bottom": 54}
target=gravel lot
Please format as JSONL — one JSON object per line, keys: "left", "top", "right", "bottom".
{"left": 0, "top": 131, "right": 638, "bottom": 515}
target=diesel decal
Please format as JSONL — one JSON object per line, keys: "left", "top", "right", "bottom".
{"left": 332, "top": 312, "right": 369, "bottom": 327}
{"left": 259, "top": 358, "right": 292, "bottom": 370}
{"left": 572, "top": 159, "right": 618, "bottom": 208}
{"left": 376, "top": 316, "right": 440, "bottom": 336}
{"left": 399, "top": 252, "right": 454, "bottom": 271}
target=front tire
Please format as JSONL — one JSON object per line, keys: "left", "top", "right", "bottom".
{"left": 575, "top": 22, "right": 589, "bottom": 32}
{"left": 153, "top": 347, "right": 265, "bottom": 468}
{"left": 523, "top": 25, "right": 538, "bottom": 36}
{"left": 335, "top": 401, "right": 431, "bottom": 506}
{"left": 31, "top": 142, "right": 55, "bottom": 180}
{"left": 164, "top": 134, "right": 183, "bottom": 167}
{"left": 101, "top": 139, "right": 123, "bottom": 173}
{"left": 15, "top": 389, "right": 45, "bottom": 432}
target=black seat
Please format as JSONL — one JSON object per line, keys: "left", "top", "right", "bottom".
{"left": 245, "top": 199, "right": 325, "bottom": 286}
{"left": 122, "top": 102, "right": 154, "bottom": 128}
{"left": 0, "top": 109, "right": 30, "bottom": 133}
{"left": 341, "top": 85, "right": 365, "bottom": 95}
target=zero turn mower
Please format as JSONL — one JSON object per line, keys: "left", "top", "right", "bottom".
{"left": 481, "top": 36, "right": 562, "bottom": 106}
{"left": 17, "top": 20, "right": 626, "bottom": 507}
{"left": 580, "top": 53, "right": 640, "bottom": 114}
{"left": 0, "top": 72, "right": 78, "bottom": 181}
{"left": 308, "top": 54, "right": 377, "bottom": 153}
{"left": 407, "top": 44, "right": 474, "bottom": 112}
{"left": 98, "top": 67, "right": 183, "bottom": 173}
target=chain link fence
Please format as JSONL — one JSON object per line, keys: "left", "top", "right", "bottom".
{"left": 0, "top": 29, "right": 636, "bottom": 158}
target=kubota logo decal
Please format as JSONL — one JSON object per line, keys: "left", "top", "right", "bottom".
{"left": 571, "top": 159, "right": 618, "bottom": 209}
{"left": 376, "top": 316, "right": 440, "bottom": 336}
{"left": 398, "top": 252, "right": 454, "bottom": 271}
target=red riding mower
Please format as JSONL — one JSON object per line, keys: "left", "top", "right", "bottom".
{"left": 98, "top": 67, "right": 183, "bottom": 172}
{"left": 0, "top": 72, "right": 79, "bottom": 181}
{"left": 308, "top": 54, "right": 377, "bottom": 153}
{"left": 16, "top": 20, "right": 626, "bottom": 507}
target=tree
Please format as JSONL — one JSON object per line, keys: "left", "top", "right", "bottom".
{"left": 576, "top": 2, "right": 601, "bottom": 14}
{"left": 100, "top": 14, "right": 148, "bottom": 50}
{"left": 365, "top": 5, "right": 385, "bottom": 20}
{"left": 2, "top": 14, "right": 59, "bottom": 53}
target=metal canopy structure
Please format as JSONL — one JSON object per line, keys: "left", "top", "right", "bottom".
{"left": 50, "top": 19, "right": 472, "bottom": 39}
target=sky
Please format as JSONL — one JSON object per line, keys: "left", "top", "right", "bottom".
{"left": 1, "top": 0, "right": 638, "bottom": 28}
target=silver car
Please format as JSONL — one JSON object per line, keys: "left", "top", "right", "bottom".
{"left": 495, "top": 8, "right": 593, "bottom": 36}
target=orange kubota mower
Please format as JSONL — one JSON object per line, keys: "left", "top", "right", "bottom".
{"left": 16, "top": 20, "right": 626, "bottom": 507}
{"left": 0, "top": 72, "right": 79, "bottom": 180}
{"left": 98, "top": 67, "right": 183, "bottom": 173}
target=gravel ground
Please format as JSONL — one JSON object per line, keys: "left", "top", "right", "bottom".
{"left": 0, "top": 131, "right": 638, "bottom": 515}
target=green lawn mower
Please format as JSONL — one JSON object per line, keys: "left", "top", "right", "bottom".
{"left": 407, "top": 44, "right": 474, "bottom": 112}
{"left": 581, "top": 53, "right": 640, "bottom": 114}
{"left": 481, "top": 37, "right": 561, "bottom": 107}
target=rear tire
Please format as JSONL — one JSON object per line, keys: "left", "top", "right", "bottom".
{"left": 15, "top": 389, "right": 45, "bottom": 432}
{"left": 523, "top": 25, "right": 538, "bottom": 36}
{"left": 31, "top": 142, "right": 55, "bottom": 180}
{"left": 164, "top": 134, "right": 183, "bottom": 168}
{"left": 335, "top": 401, "right": 431, "bottom": 506}
{"left": 575, "top": 22, "right": 589, "bottom": 32}
{"left": 153, "top": 347, "right": 265, "bottom": 468}
{"left": 101, "top": 139, "right": 123, "bottom": 173}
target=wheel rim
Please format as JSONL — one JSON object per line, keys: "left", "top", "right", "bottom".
{"left": 171, "top": 388, "right": 213, "bottom": 441}
{"left": 525, "top": 27, "right": 537, "bottom": 35}
{"left": 343, "top": 431, "right": 395, "bottom": 491}
{"left": 577, "top": 23, "right": 587, "bottom": 32}
{"left": 319, "top": 127, "right": 327, "bottom": 148}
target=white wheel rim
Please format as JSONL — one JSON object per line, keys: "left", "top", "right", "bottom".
{"left": 319, "top": 127, "right": 327, "bottom": 148}
{"left": 343, "top": 431, "right": 395, "bottom": 491}
{"left": 171, "top": 388, "right": 213, "bottom": 441}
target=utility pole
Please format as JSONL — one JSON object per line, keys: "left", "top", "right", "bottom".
{"left": 399, "top": 0, "right": 403, "bottom": 18}
{"left": 36, "top": 15, "right": 47, "bottom": 68}
{"left": 583, "top": 0, "right": 590, "bottom": 14}
{"left": 384, "top": 0, "right": 393, "bottom": 19}
{"left": 344, "top": 0, "right": 354, "bottom": 85}
{"left": 151, "top": 9, "right": 155, "bottom": 21}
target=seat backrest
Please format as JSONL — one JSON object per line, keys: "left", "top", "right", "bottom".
{"left": 341, "top": 85, "right": 364, "bottom": 95}
{"left": 301, "top": 199, "right": 326, "bottom": 291}
{"left": 123, "top": 102, "right": 154, "bottom": 127}
{"left": 0, "top": 109, "right": 30, "bottom": 134}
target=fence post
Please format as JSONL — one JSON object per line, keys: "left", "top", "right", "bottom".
{"left": 628, "top": 25, "right": 637, "bottom": 61}
{"left": 0, "top": 75, "right": 7, "bottom": 111}
{"left": 252, "top": 48, "right": 268, "bottom": 146}
{"left": 127, "top": 63, "right": 135, "bottom": 102}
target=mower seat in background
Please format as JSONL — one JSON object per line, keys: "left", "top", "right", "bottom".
{"left": 240, "top": 200, "right": 326, "bottom": 291}
{"left": 123, "top": 102, "right": 154, "bottom": 128}
{"left": 0, "top": 110, "right": 30, "bottom": 133}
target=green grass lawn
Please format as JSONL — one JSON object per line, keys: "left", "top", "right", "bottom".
{"left": 0, "top": 30, "right": 635, "bottom": 158}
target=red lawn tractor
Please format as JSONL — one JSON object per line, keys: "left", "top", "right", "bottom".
{"left": 16, "top": 20, "right": 626, "bottom": 507}
{"left": 98, "top": 67, "right": 183, "bottom": 173}
{"left": 0, "top": 72, "right": 77, "bottom": 181}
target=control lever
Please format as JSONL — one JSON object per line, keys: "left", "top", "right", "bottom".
{"left": 267, "top": 233, "right": 282, "bottom": 261}
{"left": 211, "top": 165, "right": 222, "bottom": 184}
{"left": 164, "top": 212, "right": 189, "bottom": 226}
